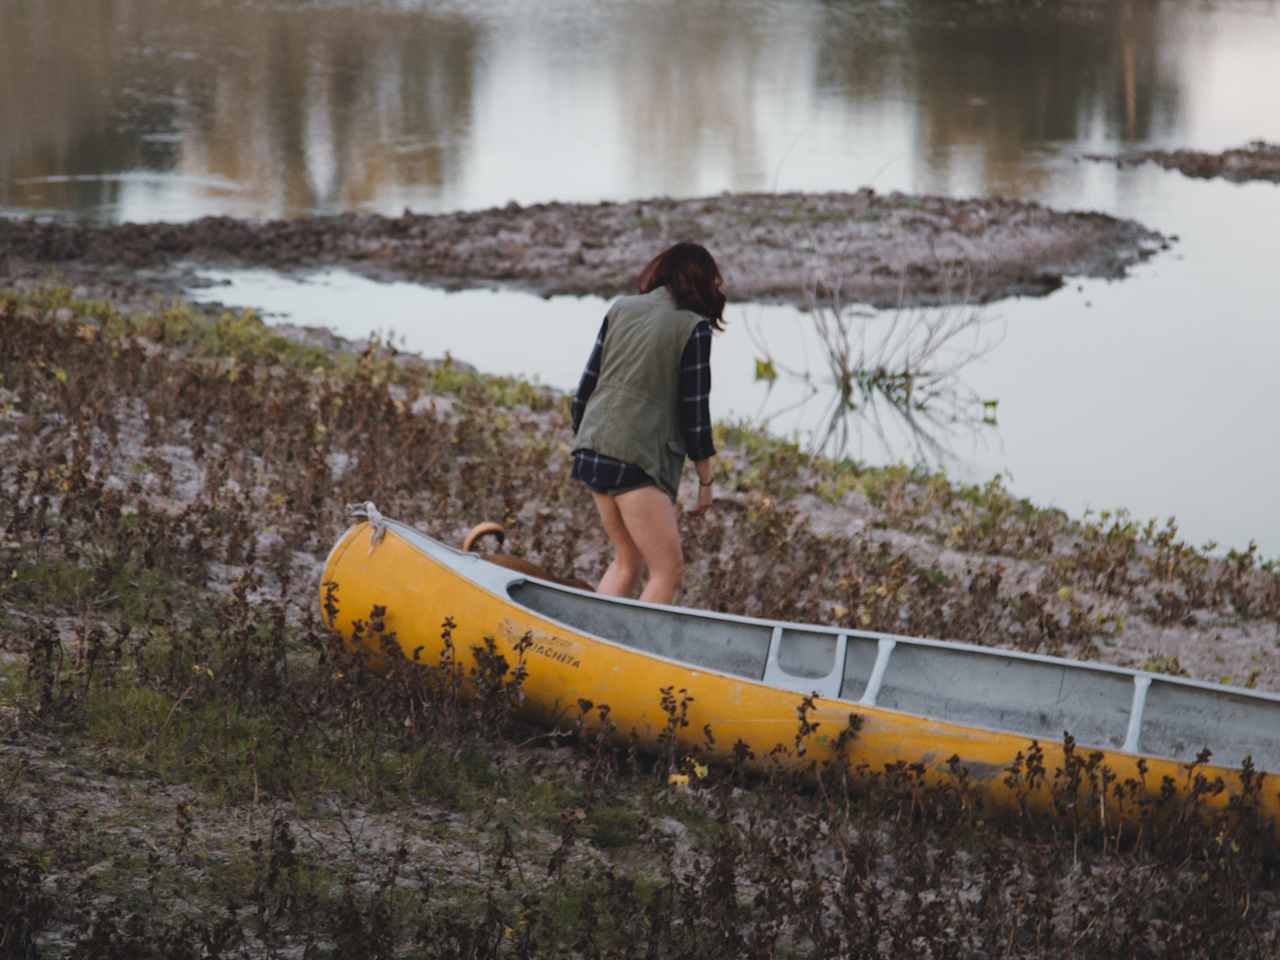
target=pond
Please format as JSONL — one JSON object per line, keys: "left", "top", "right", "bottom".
{"left": 5, "top": 0, "right": 1280, "bottom": 555}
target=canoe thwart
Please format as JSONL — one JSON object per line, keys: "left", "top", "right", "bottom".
{"left": 763, "top": 628, "right": 848, "bottom": 699}
{"left": 859, "top": 638, "right": 896, "bottom": 707}
{"left": 1122, "top": 675, "right": 1152, "bottom": 754}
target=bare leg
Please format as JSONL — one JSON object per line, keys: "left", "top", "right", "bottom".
{"left": 614, "top": 487, "right": 683, "bottom": 604}
{"left": 591, "top": 491, "right": 643, "bottom": 596}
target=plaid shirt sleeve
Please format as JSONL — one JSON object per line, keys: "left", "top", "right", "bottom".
{"left": 571, "top": 316, "right": 608, "bottom": 434}
{"left": 679, "top": 321, "right": 716, "bottom": 461}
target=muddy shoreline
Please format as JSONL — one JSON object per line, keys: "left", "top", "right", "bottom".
{"left": 0, "top": 189, "right": 1169, "bottom": 309}
{"left": 3, "top": 283, "right": 1278, "bottom": 954}
{"left": 1085, "top": 141, "right": 1280, "bottom": 185}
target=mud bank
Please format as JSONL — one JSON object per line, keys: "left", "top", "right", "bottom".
{"left": 0, "top": 189, "right": 1168, "bottom": 309}
{"left": 3, "top": 284, "right": 1278, "bottom": 954}
{"left": 1086, "top": 141, "right": 1280, "bottom": 185}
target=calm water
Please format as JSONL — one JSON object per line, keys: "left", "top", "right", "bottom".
{"left": 5, "top": 0, "right": 1280, "bottom": 554}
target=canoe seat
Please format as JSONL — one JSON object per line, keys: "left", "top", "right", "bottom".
{"left": 763, "top": 627, "right": 847, "bottom": 699}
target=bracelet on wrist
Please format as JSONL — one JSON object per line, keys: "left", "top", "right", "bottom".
{"left": 699, "top": 478, "right": 713, "bottom": 488}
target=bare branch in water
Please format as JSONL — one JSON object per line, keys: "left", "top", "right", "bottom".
{"left": 747, "top": 269, "right": 1004, "bottom": 464}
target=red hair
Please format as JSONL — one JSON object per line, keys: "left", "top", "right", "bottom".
{"left": 637, "top": 242, "right": 726, "bottom": 331}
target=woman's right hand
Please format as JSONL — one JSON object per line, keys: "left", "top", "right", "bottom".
{"left": 690, "top": 481, "right": 714, "bottom": 515}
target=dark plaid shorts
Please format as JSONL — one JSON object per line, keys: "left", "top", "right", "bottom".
{"left": 571, "top": 449, "right": 656, "bottom": 496}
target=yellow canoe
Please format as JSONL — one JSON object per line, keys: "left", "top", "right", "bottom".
{"left": 321, "top": 508, "right": 1280, "bottom": 838}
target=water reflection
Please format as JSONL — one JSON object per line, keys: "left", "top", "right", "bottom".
{"left": 178, "top": 9, "right": 480, "bottom": 215}
{"left": 1, "top": 0, "right": 481, "bottom": 219}
{"left": 0, "top": 2, "right": 139, "bottom": 212}
{"left": 747, "top": 296, "right": 1003, "bottom": 464}
{"left": 897, "top": 0, "right": 1175, "bottom": 193}
{"left": 8, "top": 0, "right": 1278, "bottom": 220}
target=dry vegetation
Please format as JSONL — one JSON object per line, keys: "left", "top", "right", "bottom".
{"left": 2, "top": 283, "right": 1279, "bottom": 957}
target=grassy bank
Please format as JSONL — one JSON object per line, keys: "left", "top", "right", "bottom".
{"left": 2, "top": 286, "right": 1278, "bottom": 957}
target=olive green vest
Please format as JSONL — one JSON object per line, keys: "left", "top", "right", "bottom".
{"left": 573, "top": 286, "right": 703, "bottom": 500}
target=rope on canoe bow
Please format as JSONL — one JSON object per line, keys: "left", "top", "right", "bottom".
{"left": 348, "top": 501, "right": 387, "bottom": 552}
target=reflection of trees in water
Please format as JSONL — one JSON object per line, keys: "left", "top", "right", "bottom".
{"left": 0, "top": 0, "right": 1239, "bottom": 219}
{"left": 604, "top": 0, "right": 822, "bottom": 194}
{"left": 749, "top": 283, "right": 1003, "bottom": 464}
{"left": 0, "top": 0, "right": 824, "bottom": 216}
{"left": 0, "top": 0, "right": 480, "bottom": 216}
{"left": 0, "top": 2, "right": 136, "bottom": 211}
{"left": 187, "top": 10, "right": 480, "bottom": 214}
{"left": 815, "top": 0, "right": 1180, "bottom": 194}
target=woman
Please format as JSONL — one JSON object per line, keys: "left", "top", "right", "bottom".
{"left": 571, "top": 242, "right": 724, "bottom": 605}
